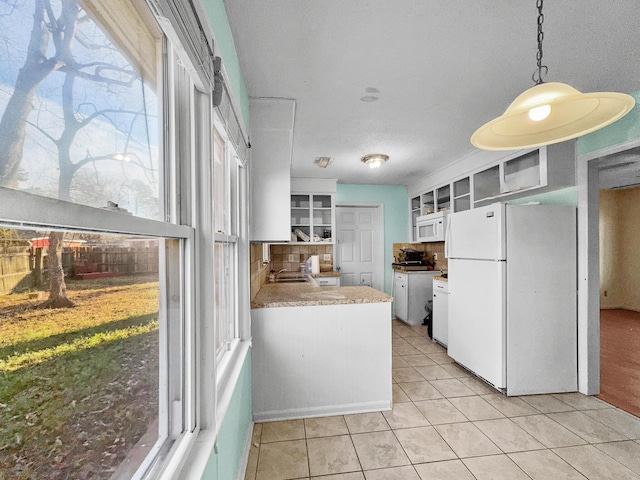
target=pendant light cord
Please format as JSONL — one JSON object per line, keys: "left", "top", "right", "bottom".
{"left": 532, "top": 0, "right": 548, "bottom": 85}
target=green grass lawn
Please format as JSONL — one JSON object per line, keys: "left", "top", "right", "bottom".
{"left": 0, "top": 275, "right": 160, "bottom": 480}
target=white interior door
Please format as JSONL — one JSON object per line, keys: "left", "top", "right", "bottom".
{"left": 336, "top": 206, "right": 383, "bottom": 290}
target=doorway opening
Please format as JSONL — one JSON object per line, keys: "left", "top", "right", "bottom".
{"left": 599, "top": 309, "right": 640, "bottom": 417}
{"left": 592, "top": 146, "right": 640, "bottom": 416}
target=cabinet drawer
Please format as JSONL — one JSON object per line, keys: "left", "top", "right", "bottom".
{"left": 434, "top": 282, "right": 448, "bottom": 292}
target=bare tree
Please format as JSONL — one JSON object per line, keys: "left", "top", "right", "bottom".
{"left": 37, "top": 67, "right": 146, "bottom": 308}
{"left": 0, "top": 0, "right": 78, "bottom": 187}
{"left": 0, "top": 0, "right": 79, "bottom": 308}
{"left": 1, "top": 0, "right": 157, "bottom": 308}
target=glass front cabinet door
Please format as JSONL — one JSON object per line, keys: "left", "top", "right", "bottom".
{"left": 291, "top": 193, "right": 334, "bottom": 243}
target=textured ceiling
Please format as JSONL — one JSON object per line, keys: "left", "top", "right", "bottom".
{"left": 224, "top": 1, "right": 640, "bottom": 186}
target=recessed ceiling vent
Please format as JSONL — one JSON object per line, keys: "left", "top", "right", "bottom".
{"left": 315, "top": 157, "right": 332, "bottom": 168}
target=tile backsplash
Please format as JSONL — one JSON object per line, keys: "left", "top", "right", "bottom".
{"left": 270, "top": 244, "right": 333, "bottom": 273}
{"left": 249, "top": 243, "right": 334, "bottom": 300}
{"left": 393, "top": 242, "right": 447, "bottom": 272}
{"left": 250, "top": 243, "right": 270, "bottom": 301}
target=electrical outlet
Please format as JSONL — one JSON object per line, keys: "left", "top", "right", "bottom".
{"left": 323, "top": 254, "right": 331, "bottom": 261}
{"left": 288, "top": 254, "right": 294, "bottom": 262}
{"left": 433, "top": 253, "right": 438, "bottom": 260}
{"left": 604, "top": 290, "right": 608, "bottom": 297}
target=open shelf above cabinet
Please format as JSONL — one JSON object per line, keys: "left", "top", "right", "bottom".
{"left": 472, "top": 142, "right": 575, "bottom": 205}
{"left": 290, "top": 193, "right": 335, "bottom": 243}
{"left": 453, "top": 177, "right": 471, "bottom": 212}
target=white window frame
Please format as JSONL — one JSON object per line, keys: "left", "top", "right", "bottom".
{"left": 0, "top": 187, "right": 195, "bottom": 480}
{"left": 0, "top": 7, "right": 199, "bottom": 478}
{"left": 212, "top": 114, "right": 242, "bottom": 401}
{"left": 1, "top": 0, "right": 254, "bottom": 477}
{"left": 169, "top": 94, "right": 251, "bottom": 480}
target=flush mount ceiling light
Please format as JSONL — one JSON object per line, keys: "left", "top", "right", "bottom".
{"left": 471, "top": 0, "right": 635, "bottom": 151}
{"left": 315, "top": 157, "right": 332, "bottom": 168}
{"left": 361, "top": 154, "right": 389, "bottom": 169}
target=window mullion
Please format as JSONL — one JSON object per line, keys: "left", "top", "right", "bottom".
{"left": 0, "top": 187, "right": 192, "bottom": 240}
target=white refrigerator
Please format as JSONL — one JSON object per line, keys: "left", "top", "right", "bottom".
{"left": 445, "top": 203, "right": 577, "bottom": 396}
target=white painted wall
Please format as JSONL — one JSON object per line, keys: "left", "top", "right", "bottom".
{"left": 599, "top": 189, "right": 623, "bottom": 308}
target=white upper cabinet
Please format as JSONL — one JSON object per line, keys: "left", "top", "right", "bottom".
{"left": 249, "top": 98, "right": 296, "bottom": 242}
{"left": 407, "top": 141, "right": 576, "bottom": 242}
{"left": 472, "top": 141, "right": 575, "bottom": 207}
{"left": 453, "top": 177, "right": 471, "bottom": 212}
{"left": 289, "top": 178, "right": 337, "bottom": 244}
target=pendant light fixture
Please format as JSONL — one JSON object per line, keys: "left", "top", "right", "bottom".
{"left": 471, "top": 0, "right": 635, "bottom": 151}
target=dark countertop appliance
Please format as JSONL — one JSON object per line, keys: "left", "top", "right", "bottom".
{"left": 394, "top": 248, "right": 435, "bottom": 268}
{"left": 396, "top": 248, "right": 424, "bottom": 265}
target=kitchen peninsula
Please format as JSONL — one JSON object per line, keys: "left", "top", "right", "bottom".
{"left": 251, "top": 280, "right": 392, "bottom": 422}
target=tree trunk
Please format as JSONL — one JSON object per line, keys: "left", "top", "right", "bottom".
{"left": 38, "top": 231, "right": 75, "bottom": 309}
{"left": 5, "top": 0, "right": 81, "bottom": 309}
{"left": 33, "top": 247, "right": 43, "bottom": 288}
{"left": 0, "top": 0, "right": 61, "bottom": 187}
{"left": 57, "top": 72, "right": 80, "bottom": 201}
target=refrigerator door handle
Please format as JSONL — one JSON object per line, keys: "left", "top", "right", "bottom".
{"left": 444, "top": 217, "right": 452, "bottom": 258}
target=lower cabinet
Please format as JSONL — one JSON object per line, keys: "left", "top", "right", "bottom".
{"left": 432, "top": 279, "right": 449, "bottom": 346}
{"left": 393, "top": 271, "right": 440, "bottom": 326}
{"left": 316, "top": 276, "right": 341, "bottom": 287}
{"left": 393, "top": 274, "right": 408, "bottom": 321}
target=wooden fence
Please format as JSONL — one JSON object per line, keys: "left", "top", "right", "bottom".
{"left": 69, "top": 247, "right": 159, "bottom": 275}
{"left": 0, "top": 243, "right": 159, "bottom": 295}
{"left": 0, "top": 244, "right": 32, "bottom": 295}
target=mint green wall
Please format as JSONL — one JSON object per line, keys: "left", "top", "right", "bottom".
{"left": 578, "top": 90, "right": 640, "bottom": 155}
{"left": 203, "top": 0, "right": 250, "bottom": 129}
{"left": 336, "top": 184, "right": 409, "bottom": 294}
{"left": 507, "top": 187, "right": 578, "bottom": 206}
{"left": 202, "top": 351, "right": 252, "bottom": 480}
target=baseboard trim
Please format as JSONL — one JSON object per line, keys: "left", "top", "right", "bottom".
{"left": 237, "top": 421, "right": 255, "bottom": 480}
{"left": 253, "top": 400, "right": 392, "bottom": 423}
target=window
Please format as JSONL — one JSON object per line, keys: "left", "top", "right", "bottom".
{"left": 213, "top": 124, "right": 240, "bottom": 364}
{"left": 0, "top": 198, "right": 192, "bottom": 480}
{"left": 0, "top": 1, "right": 192, "bottom": 478}
{"left": 0, "top": 0, "right": 251, "bottom": 478}
{"left": 0, "top": 229, "right": 169, "bottom": 479}
{"left": 0, "top": 0, "right": 161, "bottom": 219}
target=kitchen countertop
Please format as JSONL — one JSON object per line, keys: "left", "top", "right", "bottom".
{"left": 312, "top": 271, "right": 342, "bottom": 278}
{"left": 433, "top": 275, "right": 448, "bottom": 282}
{"left": 251, "top": 281, "right": 392, "bottom": 308}
{"left": 393, "top": 265, "right": 440, "bottom": 273}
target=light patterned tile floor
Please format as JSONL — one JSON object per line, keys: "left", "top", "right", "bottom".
{"left": 244, "top": 319, "right": 640, "bottom": 480}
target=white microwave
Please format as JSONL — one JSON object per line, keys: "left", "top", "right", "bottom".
{"left": 416, "top": 211, "right": 447, "bottom": 242}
